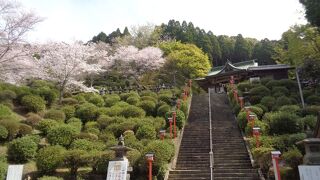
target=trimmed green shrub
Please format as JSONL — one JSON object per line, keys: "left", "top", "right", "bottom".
{"left": 120, "top": 105, "right": 145, "bottom": 118}
{"left": 255, "top": 104, "right": 268, "bottom": 114}
{"left": 245, "top": 120, "right": 269, "bottom": 136}
{"left": 272, "top": 86, "right": 289, "bottom": 96}
{"left": 269, "top": 112, "right": 303, "bottom": 134}
{"left": 180, "top": 100, "right": 189, "bottom": 116}
{"left": 47, "top": 125, "right": 78, "bottom": 147}
{"left": 114, "top": 101, "right": 130, "bottom": 107}
{"left": 61, "top": 97, "right": 78, "bottom": 105}
{"left": 303, "top": 105, "right": 320, "bottom": 116}
{"left": 38, "top": 176, "right": 63, "bottom": 180}
{"left": 88, "top": 95, "right": 104, "bottom": 107}
{"left": 279, "top": 79, "right": 297, "bottom": 91}
{"left": 252, "top": 147, "right": 274, "bottom": 172}
{"left": 21, "top": 95, "right": 46, "bottom": 112}
{"left": 120, "top": 92, "right": 139, "bottom": 101}
{"left": 0, "top": 125, "right": 8, "bottom": 139}
{"left": 0, "top": 160, "right": 7, "bottom": 180}
{"left": 75, "top": 103, "right": 98, "bottom": 122}
{"left": 66, "top": 117, "right": 82, "bottom": 132}
{"left": 95, "top": 150, "right": 115, "bottom": 174}
{"left": 8, "top": 136, "right": 38, "bottom": 163}
{"left": 141, "top": 96, "right": 157, "bottom": 104}
{"left": 73, "top": 94, "right": 86, "bottom": 104}
{"left": 237, "top": 82, "right": 252, "bottom": 92}
{"left": 157, "top": 104, "right": 170, "bottom": 117}
{"left": 77, "top": 132, "right": 98, "bottom": 141}
{"left": 0, "top": 120, "right": 20, "bottom": 140}
{"left": 37, "top": 119, "right": 59, "bottom": 135}
{"left": 260, "top": 96, "right": 276, "bottom": 111}
{"left": 142, "top": 140, "right": 174, "bottom": 166}
{"left": 273, "top": 96, "right": 292, "bottom": 110}
{"left": 70, "top": 139, "right": 105, "bottom": 151}
{"left": 136, "top": 125, "right": 156, "bottom": 140}
{"left": 302, "top": 115, "right": 317, "bottom": 130}
{"left": 265, "top": 80, "right": 281, "bottom": 89}
{"left": 165, "top": 110, "right": 186, "bottom": 129}
{"left": 18, "top": 123, "right": 33, "bottom": 136}
{"left": 249, "top": 85, "right": 271, "bottom": 97}
{"left": 279, "top": 105, "right": 301, "bottom": 114}
{"left": 0, "top": 90, "right": 16, "bottom": 102}
{"left": 103, "top": 94, "right": 120, "bottom": 107}
{"left": 126, "top": 96, "right": 140, "bottom": 105}
{"left": 127, "top": 149, "right": 141, "bottom": 166}
{"left": 249, "top": 106, "right": 264, "bottom": 119}
{"left": 303, "top": 89, "right": 314, "bottom": 99}
{"left": 61, "top": 105, "right": 75, "bottom": 120}
{"left": 306, "top": 95, "right": 320, "bottom": 105}
{"left": 25, "top": 112, "right": 42, "bottom": 126}
{"left": 44, "top": 109, "right": 66, "bottom": 122}
{"left": 138, "top": 100, "right": 156, "bottom": 116}
{"left": 98, "top": 131, "right": 116, "bottom": 146}
{"left": 282, "top": 147, "right": 303, "bottom": 170}
{"left": 0, "top": 104, "right": 12, "bottom": 119}
{"left": 260, "top": 78, "right": 273, "bottom": 86}
{"left": 35, "top": 87, "right": 57, "bottom": 106}
{"left": 63, "top": 149, "right": 87, "bottom": 175}
{"left": 97, "top": 115, "right": 115, "bottom": 129}
{"left": 158, "top": 94, "right": 172, "bottom": 105}
{"left": 36, "top": 145, "right": 65, "bottom": 173}
{"left": 237, "top": 111, "right": 248, "bottom": 130}
{"left": 140, "top": 91, "right": 157, "bottom": 98}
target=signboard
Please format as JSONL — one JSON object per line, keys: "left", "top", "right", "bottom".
{"left": 6, "top": 165, "right": 24, "bottom": 180}
{"left": 299, "top": 165, "right": 320, "bottom": 180}
{"left": 106, "top": 160, "right": 128, "bottom": 180}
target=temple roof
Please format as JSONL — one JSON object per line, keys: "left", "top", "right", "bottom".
{"left": 207, "top": 60, "right": 258, "bottom": 77}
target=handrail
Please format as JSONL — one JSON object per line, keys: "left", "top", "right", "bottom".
{"left": 208, "top": 88, "right": 214, "bottom": 180}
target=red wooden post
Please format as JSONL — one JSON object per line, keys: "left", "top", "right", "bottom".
{"left": 168, "top": 117, "right": 173, "bottom": 139}
{"left": 249, "top": 114, "right": 256, "bottom": 135}
{"left": 173, "top": 111, "right": 177, "bottom": 138}
{"left": 253, "top": 127, "right": 261, "bottom": 148}
{"left": 271, "top": 151, "right": 281, "bottom": 180}
{"left": 146, "top": 153, "right": 154, "bottom": 180}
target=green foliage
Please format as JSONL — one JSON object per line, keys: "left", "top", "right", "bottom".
{"left": 274, "top": 96, "right": 292, "bottom": 110}
{"left": 158, "top": 94, "right": 172, "bottom": 105}
{"left": 21, "top": 95, "right": 46, "bottom": 112}
{"left": 300, "top": 0, "right": 320, "bottom": 27}
{"left": 237, "top": 111, "right": 247, "bottom": 130}
{"left": 302, "top": 115, "right": 317, "bottom": 130}
{"left": 25, "top": 112, "right": 42, "bottom": 126}
{"left": 166, "top": 110, "right": 186, "bottom": 129}
{"left": 306, "top": 95, "right": 320, "bottom": 105}
{"left": 279, "top": 105, "right": 301, "bottom": 114}
{"left": 140, "top": 91, "right": 157, "bottom": 98}
{"left": 143, "top": 140, "right": 174, "bottom": 166}
{"left": 61, "top": 97, "right": 78, "bottom": 105}
{"left": 260, "top": 96, "right": 276, "bottom": 111}
{"left": 0, "top": 120, "right": 20, "bottom": 140}
{"left": 63, "top": 149, "right": 87, "bottom": 175}
{"left": 66, "top": 117, "right": 82, "bottom": 132}
{"left": 47, "top": 125, "right": 78, "bottom": 147}
{"left": 0, "top": 104, "right": 12, "bottom": 119}
{"left": 37, "top": 119, "right": 59, "bottom": 135}
{"left": 0, "top": 160, "right": 7, "bottom": 180}
{"left": 44, "top": 109, "right": 66, "bottom": 122}
{"left": 249, "top": 85, "right": 271, "bottom": 98}
{"left": 249, "top": 106, "right": 264, "bottom": 119}
{"left": 61, "top": 105, "right": 75, "bottom": 120}
{"left": 120, "top": 105, "right": 145, "bottom": 118}
{"left": 138, "top": 100, "right": 156, "bottom": 116}
{"left": 18, "top": 123, "right": 33, "bottom": 136}
{"left": 0, "top": 90, "right": 16, "bottom": 102}
{"left": 268, "top": 111, "right": 303, "bottom": 134}
{"left": 126, "top": 96, "right": 140, "bottom": 105}
{"left": 70, "top": 139, "right": 105, "bottom": 151}
{"left": 157, "top": 104, "right": 170, "bottom": 117}
{"left": 303, "top": 105, "right": 320, "bottom": 116}
{"left": 282, "top": 147, "right": 303, "bottom": 170}
{"left": 159, "top": 41, "right": 211, "bottom": 79}
{"left": 8, "top": 136, "right": 38, "bottom": 163}
{"left": 245, "top": 120, "right": 269, "bottom": 136}
{"left": 272, "top": 86, "right": 289, "bottom": 96}
{"left": 0, "top": 125, "right": 8, "bottom": 139}
{"left": 103, "top": 94, "right": 120, "bottom": 107}
{"left": 88, "top": 94, "right": 105, "bottom": 107}
{"left": 94, "top": 150, "right": 115, "bottom": 174}
{"left": 141, "top": 96, "right": 157, "bottom": 104}
{"left": 36, "top": 145, "right": 65, "bottom": 173}
{"left": 97, "top": 115, "right": 115, "bottom": 129}
{"left": 252, "top": 147, "right": 274, "bottom": 172}
{"left": 38, "top": 176, "right": 63, "bottom": 180}
{"left": 237, "top": 82, "right": 252, "bottom": 92}
{"left": 75, "top": 103, "right": 98, "bottom": 122}
{"left": 34, "top": 87, "right": 58, "bottom": 106}
{"left": 136, "top": 125, "right": 156, "bottom": 140}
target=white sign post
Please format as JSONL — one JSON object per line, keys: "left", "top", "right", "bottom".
{"left": 299, "top": 165, "right": 320, "bottom": 180}
{"left": 106, "top": 160, "right": 128, "bottom": 180}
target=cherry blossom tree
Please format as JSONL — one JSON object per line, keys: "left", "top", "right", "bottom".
{"left": 110, "top": 45, "right": 165, "bottom": 83}
{"left": 0, "top": 0, "right": 42, "bottom": 81}
{"left": 37, "top": 41, "right": 109, "bottom": 103}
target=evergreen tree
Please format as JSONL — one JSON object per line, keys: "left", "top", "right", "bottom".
{"left": 233, "top": 34, "right": 250, "bottom": 63}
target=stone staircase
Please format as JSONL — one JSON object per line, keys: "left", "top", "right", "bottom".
{"left": 210, "top": 91, "right": 259, "bottom": 180}
{"left": 168, "top": 94, "right": 211, "bottom": 180}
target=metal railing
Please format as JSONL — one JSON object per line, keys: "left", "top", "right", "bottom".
{"left": 208, "top": 88, "right": 214, "bottom": 180}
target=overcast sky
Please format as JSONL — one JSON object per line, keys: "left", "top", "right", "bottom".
{"left": 22, "top": 0, "right": 307, "bottom": 43}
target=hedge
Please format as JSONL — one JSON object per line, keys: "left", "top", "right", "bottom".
{"left": 268, "top": 111, "right": 303, "bottom": 135}
{"left": 75, "top": 103, "right": 98, "bottom": 122}
{"left": 136, "top": 125, "right": 156, "bottom": 140}
{"left": 44, "top": 109, "right": 66, "bottom": 122}
{"left": 120, "top": 105, "right": 145, "bottom": 118}
{"left": 21, "top": 95, "right": 46, "bottom": 112}
{"left": 47, "top": 125, "right": 78, "bottom": 147}
{"left": 103, "top": 94, "right": 120, "bottom": 107}
{"left": 8, "top": 136, "right": 38, "bottom": 163}
{"left": 37, "top": 119, "right": 59, "bottom": 135}
{"left": 157, "top": 104, "right": 170, "bottom": 117}
{"left": 138, "top": 100, "right": 156, "bottom": 116}
{"left": 36, "top": 145, "right": 65, "bottom": 173}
